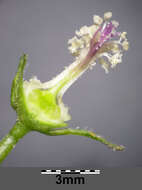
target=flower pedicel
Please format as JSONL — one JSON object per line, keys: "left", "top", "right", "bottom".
{"left": 0, "top": 12, "right": 129, "bottom": 163}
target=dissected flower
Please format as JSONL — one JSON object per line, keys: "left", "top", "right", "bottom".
{"left": 22, "top": 11, "right": 129, "bottom": 141}
{"left": 17, "top": 12, "right": 128, "bottom": 151}
{"left": 0, "top": 12, "right": 129, "bottom": 164}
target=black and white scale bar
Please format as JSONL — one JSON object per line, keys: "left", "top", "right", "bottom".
{"left": 41, "top": 169, "right": 100, "bottom": 175}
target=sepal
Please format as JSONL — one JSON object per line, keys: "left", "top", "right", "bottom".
{"left": 10, "top": 54, "right": 27, "bottom": 111}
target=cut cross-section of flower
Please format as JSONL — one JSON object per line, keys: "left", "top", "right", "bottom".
{"left": 9, "top": 12, "right": 129, "bottom": 153}
{"left": 11, "top": 55, "right": 71, "bottom": 133}
{"left": 0, "top": 11, "right": 130, "bottom": 164}
{"left": 18, "top": 12, "right": 129, "bottom": 135}
{"left": 23, "top": 77, "right": 71, "bottom": 129}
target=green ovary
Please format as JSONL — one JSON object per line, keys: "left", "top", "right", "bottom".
{"left": 26, "top": 89, "right": 62, "bottom": 124}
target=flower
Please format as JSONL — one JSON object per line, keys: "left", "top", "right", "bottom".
{"left": 10, "top": 12, "right": 128, "bottom": 152}
{"left": 19, "top": 12, "right": 129, "bottom": 129}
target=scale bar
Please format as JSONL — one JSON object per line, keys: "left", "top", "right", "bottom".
{"left": 41, "top": 169, "right": 100, "bottom": 175}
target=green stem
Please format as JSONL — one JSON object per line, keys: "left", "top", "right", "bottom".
{"left": 46, "top": 128, "right": 124, "bottom": 151}
{"left": 0, "top": 121, "right": 29, "bottom": 163}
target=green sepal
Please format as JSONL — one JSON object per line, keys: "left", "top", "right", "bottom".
{"left": 10, "top": 54, "right": 27, "bottom": 111}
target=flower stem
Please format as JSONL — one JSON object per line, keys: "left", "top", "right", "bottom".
{"left": 0, "top": 121, "right": 29, "bottom": 163}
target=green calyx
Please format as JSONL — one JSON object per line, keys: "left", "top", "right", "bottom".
{"left": 11, "top": 54, "right": 27, "bottom": 111}
{"left": 11, "top": 54, "right": 70, "bottom": 132}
